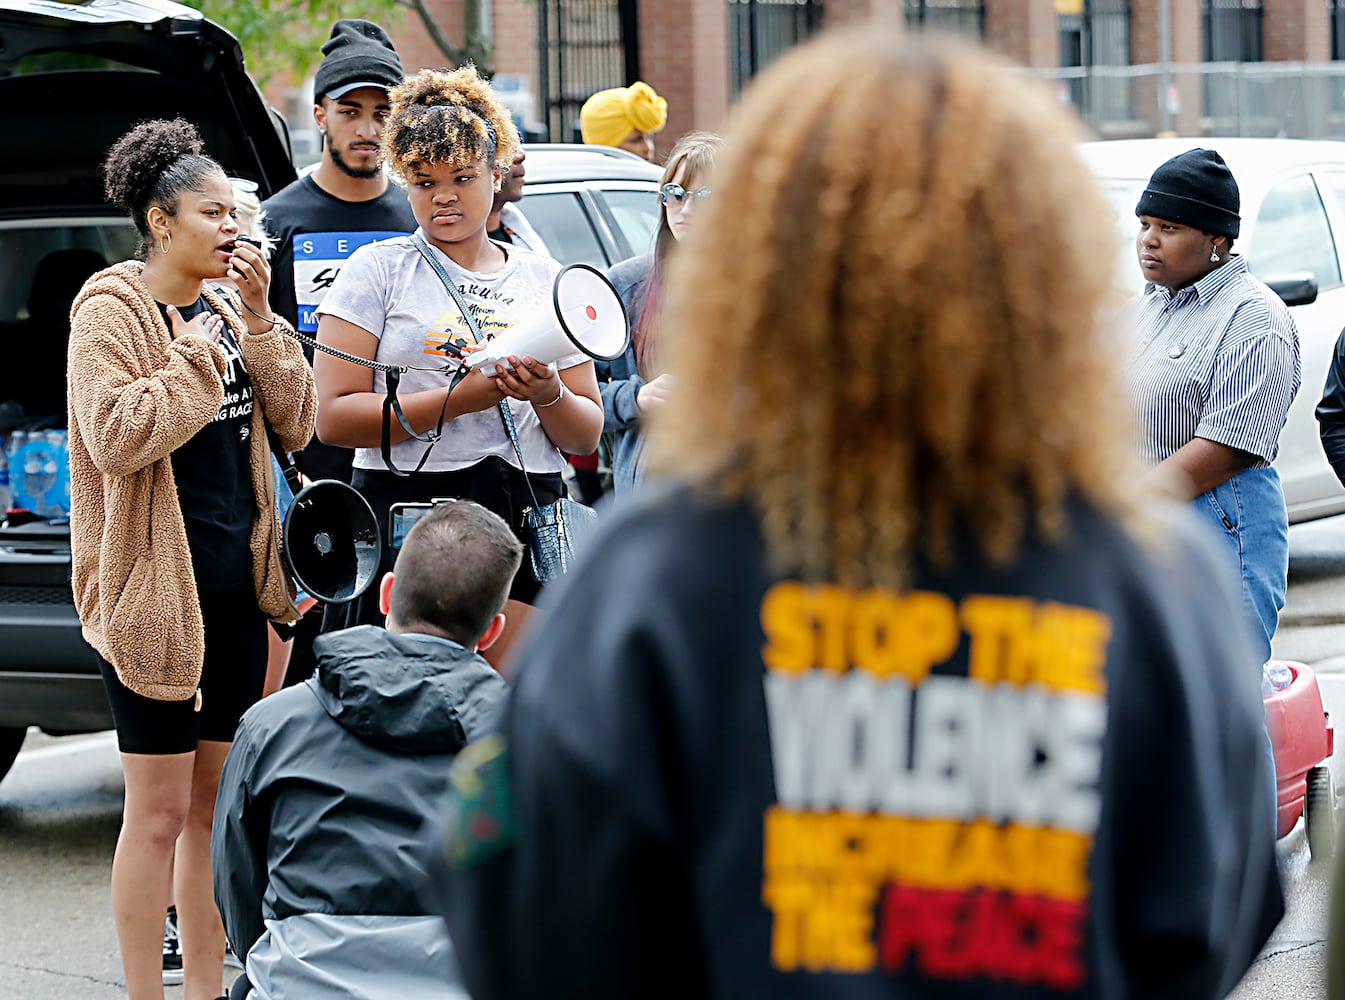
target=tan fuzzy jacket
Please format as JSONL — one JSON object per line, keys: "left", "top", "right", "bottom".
{"left": 67, "top": 262, "right": 318, "bottom": 701}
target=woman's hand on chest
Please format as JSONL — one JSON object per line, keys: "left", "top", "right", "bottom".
{"left": 166, "top": 305, "right": 223, "bottom": 345}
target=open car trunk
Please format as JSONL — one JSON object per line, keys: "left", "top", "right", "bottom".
{"left": 0, "top": 0, "right": 298, "bottom": 492}
{"left": 0, "top": 0, "right": 297, "bottom": 739}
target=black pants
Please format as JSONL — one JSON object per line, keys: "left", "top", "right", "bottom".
{"left": 98, "top": 587, "right": 267, "bottom": 753}
{"left": 321, "top": 459, "right": 563, "bottom": 633}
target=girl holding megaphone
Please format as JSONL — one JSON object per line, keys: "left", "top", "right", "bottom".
{"left": 312, "top": 66, "right": 605, "bottom": 668}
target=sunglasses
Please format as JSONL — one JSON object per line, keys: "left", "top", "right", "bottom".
{"left": 660, "top": 183, "right": 712, "bottom": 206}
{"left": 227, "top": 177, "right": 259, "bottom": 194}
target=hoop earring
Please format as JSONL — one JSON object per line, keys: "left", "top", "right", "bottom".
{"left": 1209, "top": 246, "right": 1219, "bottom": 263}
{"left": 159, "top": 232, "right": 171, "bottom": 255}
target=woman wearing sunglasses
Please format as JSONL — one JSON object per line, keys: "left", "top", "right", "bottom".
{"left": 599, "top": 131, "right": 723, "bottom": 497}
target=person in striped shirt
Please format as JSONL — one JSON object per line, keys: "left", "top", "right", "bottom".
{"left": 1128, "top": 147, "right": 1301, "bottom": 664}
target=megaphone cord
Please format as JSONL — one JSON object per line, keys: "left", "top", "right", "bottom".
{"left": 214, "top": 283, "right": 467, "bottom": 480}
{"left": 280, "top": 325, "right": 464, "bottom": 374}
{"left": 280, "top": 326, "right": 472, "bottom": 478}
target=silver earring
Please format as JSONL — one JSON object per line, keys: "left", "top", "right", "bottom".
{"left": 1210, "top": 246, "right": 1220, "bottom": 263}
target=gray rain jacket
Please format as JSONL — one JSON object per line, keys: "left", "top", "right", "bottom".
{"left": 213, "top": 625, "right": 508, "bottom": 999}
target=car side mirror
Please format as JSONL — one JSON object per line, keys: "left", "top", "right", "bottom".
{"left": 1264, "top": 272, "right": 1319, "bottom": 307}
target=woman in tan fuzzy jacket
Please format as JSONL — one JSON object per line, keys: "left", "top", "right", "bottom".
{"left": 67, "top": 119, "right": 316, "bottom": 1000}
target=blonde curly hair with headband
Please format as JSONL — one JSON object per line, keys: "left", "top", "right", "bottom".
{"left": 646, "top": 32, "right": 1140, "bottom": 590}
{"left": 383, "top": 66, "right": 521, "bottom": 177}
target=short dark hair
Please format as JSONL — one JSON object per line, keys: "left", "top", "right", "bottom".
{"left": 388, "top": 500, "right": 522, "bottom": 645}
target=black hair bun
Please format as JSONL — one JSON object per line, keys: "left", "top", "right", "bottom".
{"left": 103, "top": 118, "right": 205, "bottom": 210}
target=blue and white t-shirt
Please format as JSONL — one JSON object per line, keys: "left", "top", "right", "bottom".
{"left": 262, "top": 175, "right": 416, "bottom": 332}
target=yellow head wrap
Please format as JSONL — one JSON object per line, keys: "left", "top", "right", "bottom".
{"left": 579, "top": 81, "right": 668, "bottom": 147}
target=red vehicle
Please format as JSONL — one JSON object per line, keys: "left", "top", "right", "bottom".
{"left": 1263, "top": 660, "right": 1336, "bottom": 860}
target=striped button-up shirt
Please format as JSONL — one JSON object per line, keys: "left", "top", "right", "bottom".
{"left": 1128, "top": 255, "right": 1300, "bottom": 469}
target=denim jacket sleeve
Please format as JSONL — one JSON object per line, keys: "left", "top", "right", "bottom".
{"left": 598, "top": 358, "right": 645, "bottom": 433}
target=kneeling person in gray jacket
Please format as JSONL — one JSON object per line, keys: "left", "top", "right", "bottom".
{"left": 213, "top": 500, "right": 519, "bottom": 1000}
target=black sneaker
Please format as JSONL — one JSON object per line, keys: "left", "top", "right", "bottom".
{"left": 162, "top": 905, "right": 183, "bottom": 986}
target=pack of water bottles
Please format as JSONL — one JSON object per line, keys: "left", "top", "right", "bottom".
{"left": 1, "top": 429, "right": 70, "bottom": 520}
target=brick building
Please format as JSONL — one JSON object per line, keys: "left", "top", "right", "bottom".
{"left": 270, "top": 0, "right": 1345, "bottom": 159}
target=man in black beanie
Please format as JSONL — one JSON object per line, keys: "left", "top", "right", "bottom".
{"left": 261, "top": 19, "right": 416, "bottom": 688}
{"left": 263, "top": 18, "right": 413, "bottom": 483}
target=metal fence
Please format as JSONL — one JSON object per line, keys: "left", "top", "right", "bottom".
{"left": 1057, "top": 0, "right": 1131, "bottom": 124}
{"left": 1028, "top": 62, "right": 1345, "bottom": 140}
{"left": 902, "top": 0, "right": 985, "bottom": 37}
{"left": 728, "top": 0, "right": 825, "bottom": 99}
{"left": 536, "top": 0, "right": 631, "bottom": 142}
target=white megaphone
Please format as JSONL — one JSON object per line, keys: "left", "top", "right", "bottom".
{"left": 464, "top": 263, "right": 629, "bottom": 371}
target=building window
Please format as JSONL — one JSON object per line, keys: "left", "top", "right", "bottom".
{"left": 729, "top": 0, "right": 825, "bottom": 99}
{"left": 537, "top": 0, "right": 634, "bottom": 142}
{"left": 1332, "top": 0, "right": 1345, "bottom": 59}
{"left": 902, "top": 0, "right": 985, "bottom": 38}
{"left": 1203, "top": 0, "right": 1263, "bottom": 62}
{"left": 1057, "top": 0, "right": 1131, "bottom": 124}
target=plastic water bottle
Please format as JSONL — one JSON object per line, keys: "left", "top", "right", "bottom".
{"left": 6, "top": 431, "right": 27, "bottom": 511}
{"left": 44, "top": 430, "right": 69, "bottom": 519}
{"left": 24, "top": 437, "right": 55, "bottom": 517}
{"left": 1262, "top": 661, "right": 1294, "bottom": 697}
{"left": 0, "top": 434, "right": 9, "bottom": 512}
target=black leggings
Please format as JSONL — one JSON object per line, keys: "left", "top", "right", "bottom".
{"left": 98, "top": 587, "right": 268, "bottom": 754}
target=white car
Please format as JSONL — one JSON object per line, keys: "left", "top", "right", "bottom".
{"left": 1081, "top": 137, "right": 1345, "bottom": 523}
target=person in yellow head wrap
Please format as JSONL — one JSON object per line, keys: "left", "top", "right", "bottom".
{"left": 579, "top": 81, "right": 667, "bottom": 161}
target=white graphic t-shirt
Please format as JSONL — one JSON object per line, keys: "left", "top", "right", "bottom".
{"left": 318, "top": 233, "right": 586, "bottom": 474}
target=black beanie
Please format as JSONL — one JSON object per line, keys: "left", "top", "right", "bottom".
{"left": 313, "top": 20, "right": 403, "bottom": 105}
{"left": 1134, "top": 148, "right": 1241, "bottom": 238}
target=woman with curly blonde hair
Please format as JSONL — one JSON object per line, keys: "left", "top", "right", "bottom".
{"left": 435, "top": 31, "right": 1282, "bottom": 1000}
{"left": 314, "top": 66, "right": 604, "bottom": 660}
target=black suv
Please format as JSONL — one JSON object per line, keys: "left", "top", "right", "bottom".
{"left": 0, "top": 0, "right": 296, "bottom": 782}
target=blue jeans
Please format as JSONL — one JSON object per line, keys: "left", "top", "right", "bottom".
{"left": 1190, "top": 465, "right": 1289, "bottom": 665}
{"left": 1191, "top": 465, "right": 1286, "bottom": 836}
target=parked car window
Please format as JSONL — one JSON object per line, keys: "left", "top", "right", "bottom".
{"left": 0, "top": 222, "right": 136, "bottom": 323}
{"left": 518, "top": 192, "right": 607, "bottom": 268}
{"left": 1316, "top": 172, "right": 1345, "bottom": 260}
{"left": 1248, "top": 174, "right": 1340, "bottom": 289}
{"left": 600, "top": 188, "right": 662, "bottom": 259}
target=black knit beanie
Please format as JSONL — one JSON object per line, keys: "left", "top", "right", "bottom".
{"left": 1134, "top": 148, "right": 1241, "bottom": 238}
{"left": 313, "top": 20, "right": 403, "bottom": 104}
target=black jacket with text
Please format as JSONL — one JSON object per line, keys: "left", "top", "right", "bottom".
{"left": 435, "top": 488, "right": 1282, "bottom": 1000}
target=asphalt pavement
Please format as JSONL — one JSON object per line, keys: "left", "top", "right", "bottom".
{"left": 1228, "top": 513, "right": 1345, "bottom": 1000}
{"left": 6, "top": 516, "right": 1345, "bottom": 998}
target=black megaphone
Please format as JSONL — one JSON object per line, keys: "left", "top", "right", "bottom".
{"left": 282, "top": 479, "right": 381, "bottom": 605}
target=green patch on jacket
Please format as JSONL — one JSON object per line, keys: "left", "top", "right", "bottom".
{"left": 442, "top": 734, "right": 517, "bottom": 867}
